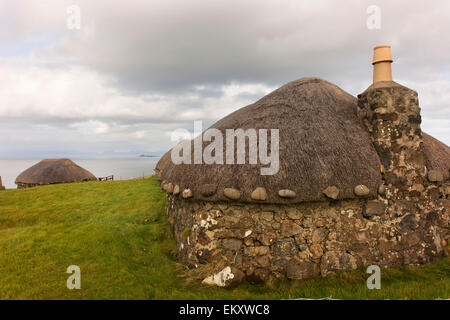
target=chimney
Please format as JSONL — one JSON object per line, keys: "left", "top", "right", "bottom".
{"left": 372, "top": 45, "right": 393, "bottom": 83}
{"left": 357, "top": 46, "right": 425, "bottom": 199}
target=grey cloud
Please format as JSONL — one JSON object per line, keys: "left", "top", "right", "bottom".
{"left": 0, "top": 0, "right": 449, "bottom": 158}
{"left": 34, "top": 0, "right": 449, "bottom": 95}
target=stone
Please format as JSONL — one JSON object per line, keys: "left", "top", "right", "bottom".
{"left": 182, "top": 188, "right": 193, "bottom": 199}
{"left": 314, "top": 219, "right": 326, "bottom": 227}
{"left": 227, "top": 267, "right": 246, "bottom": 287}
{"left": 244, "top": 246, "right": 269, "bottom": 256}
{"left": 261, "top": 211, "right": 273, "bottom": 222}
{"left": 428, "top": 170, "right": 443, "bottom": 182}
{"left": 197, "top": 232, "right": 211, "bottom": 245}
{"left": 323, "top": 186, "right": 339, "bottom": 199}
{"left": 273, "top": 239, "right": 298, "bottom": 256}
{"left": 354, "top": 185, "right": 370, "bottom": 197}
{"left": 320, "top": 251, "right": 358, "bottom": 276}
{"left": 286, "top": 260, "right": 320, "bottom": 279}
{"left": 363, "top": 201, "right": 386, "bottom": 217}
{"left": 247, "top": 268, "right": 269, "bottom": 284}
{"left": 379, "top": 238, "right": 396, "bottom": 253}
{"left": 243, "top": 230, "right": 252, "bottom": 237}
{"left": 445, "top": 247, "right": 450, "bottom": 257}
{"left": 302, "top": 217, "right": 313, "bottom": 228}
{"left": 251, "top": 187, "right": 267, "bottom": 201}
{"left": 286, "top": 208, "right": 301, "bottom": 220}
{"left": 222, "top": 239, "right": 242, "bottom": 251}
{"left": 201, "top": 184, "right": 217, "bottom": 197}
{"left": 378, "top": 184, "right": 386, "bottom": 195}
{"left": 411, "top": 184, "right": 424, "bottom": 193}
{"left": 223, "top": 188, "right": 241, "bottom": 200}
{"left": 399, "top": 214, "right": 418, "bottom": 233}
{"left": 309, "top": 244, "right": 324, "bottom": 259}
{"left": 311, "top": 228, "right": 328, "bottom": 243}
{"left": 173, "top": 185, "right": 180, "bottom": 195}
{"left": 166, "top": 183, "right": 174, "bottom": 194}
{"left": 400, "top": 232, "right": 421, "bottom": 248}
{"left": 257, "top": 232, "right": 276, "bottom": 246}
{"left": 208, "top": 249, "right": 223, "bottom": 262}
{"left": 297, "top": 251, "right": 309, "bottom": 260}
{"left": 280, "top": 220, "right": 303, "bottom": 237}
{"left": 278, "top": 189, "right": 296, "bottom": 198}
{"left": 255, "top": 255, "right": 270, "bottom": 268}
{"left": 197, "top": 249, "right": 211, "bottom": 264}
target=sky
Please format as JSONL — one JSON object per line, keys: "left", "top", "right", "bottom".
{"left": 0, "top": 0, "right": 449, "bottom": 159}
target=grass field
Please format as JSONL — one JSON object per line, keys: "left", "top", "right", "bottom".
{"left": 0, "top": 177, "right": 449, "bottom": 299}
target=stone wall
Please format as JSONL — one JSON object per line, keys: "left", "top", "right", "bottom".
{"left": 16, "top": 182, "right": 40, "bottom": 189}
{"left": 165, "top": 179, "right": 449, "bottom": 286}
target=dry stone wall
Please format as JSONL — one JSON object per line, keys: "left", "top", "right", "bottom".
{"left": 165, "top": 180, "right": 449, "bottom": 286}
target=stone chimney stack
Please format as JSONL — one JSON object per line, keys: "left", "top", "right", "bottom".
{"left": 357, "top": 46, "right": 425, "bottom": 199}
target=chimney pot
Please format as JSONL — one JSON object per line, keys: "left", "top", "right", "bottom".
{"left": 372, "top": 45, "right": 393, "bottom": 83}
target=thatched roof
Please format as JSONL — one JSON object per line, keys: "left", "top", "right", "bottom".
{"left": 423, "top": 132, "right": 450, "bottom": 180}
{"left": 15, "top": 159, "right": 96, "bottom": 185}
{"left": 156, "top": 77, "right": 383, "bottom": 204}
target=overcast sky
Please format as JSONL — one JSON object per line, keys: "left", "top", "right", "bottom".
{"left": 0, "top": 0, "right": 449, "bottom": 159}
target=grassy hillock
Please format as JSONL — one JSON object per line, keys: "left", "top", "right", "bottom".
{"left": 0, "top": 177, "right": 448, "bottom": 299}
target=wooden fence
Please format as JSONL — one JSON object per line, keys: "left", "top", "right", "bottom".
{"left": 98, "top": 175, "right": 114, "bottom": 181}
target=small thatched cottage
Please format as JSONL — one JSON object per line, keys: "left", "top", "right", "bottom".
{"left": 15, "top": 158, "right": 96, "bottom": 189}
{"left": 156, "top": 46, "right": 450, "bottom": 286}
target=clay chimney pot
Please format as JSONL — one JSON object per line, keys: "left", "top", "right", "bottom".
{"left": 372, "top": 45, "right": 393, "bottom": 83}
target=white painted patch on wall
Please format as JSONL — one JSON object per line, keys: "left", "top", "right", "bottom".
{"left": 202, "top": 266, "right": 234, "bottom": 287}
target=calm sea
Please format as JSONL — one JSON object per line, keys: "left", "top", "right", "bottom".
{"left": 0, "top": 158, "right": 161, "bottom": 189}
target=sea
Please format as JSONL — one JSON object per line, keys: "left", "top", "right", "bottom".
{"left": 0, "top": 157, "right": 161, "bottom": 189}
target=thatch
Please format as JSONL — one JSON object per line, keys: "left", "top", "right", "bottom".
{"left": 157, "top": 77, "right": 383, "bottom": 204}
{"left": 423, "top": 132, "right": 450, "bottom": 180}
{"left": 155, "top": 148, "right": 173, "bottom": 178}
{"left": 15, "top": 159, "right": 96, "bottom": 186}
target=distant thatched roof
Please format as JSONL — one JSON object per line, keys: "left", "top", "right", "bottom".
{"left": 423, "top": 132, "right": 450, "bottom": 180}
{"left": 15, "top": 159, "right": 96, "bottom": 185}
{"left": 156, "top": 77, "right": 383, "bottom": 204}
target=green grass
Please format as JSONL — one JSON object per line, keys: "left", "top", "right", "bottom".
{"left": 0, "top": 177, "right": 449, "bottom": 299}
